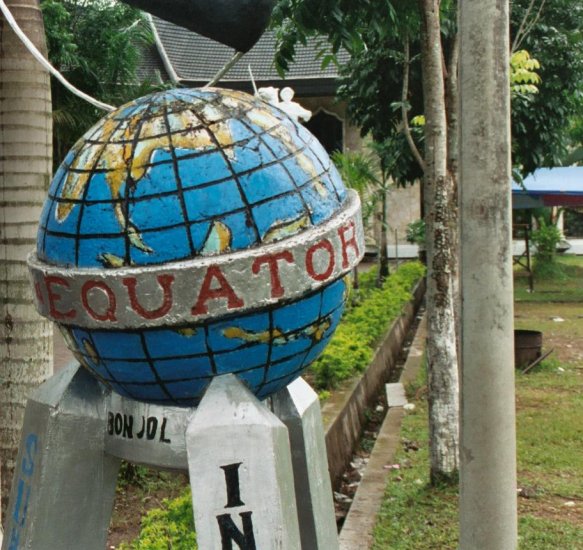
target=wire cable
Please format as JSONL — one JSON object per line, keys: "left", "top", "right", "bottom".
{"left": 0, "top": 0, "right": 115, "bottom": 112}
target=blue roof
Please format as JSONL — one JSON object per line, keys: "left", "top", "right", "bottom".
{"left": 512, "top": 167, "right": 583, "bottom": 208}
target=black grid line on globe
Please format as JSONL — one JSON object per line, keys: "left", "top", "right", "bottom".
{"left": 267, "top": 271, "right": 335, "bottom": 391}
{"left": 47, "top": 134, "right": 322, "bottom": 206}
{"left": 122, "top": 99, "right": 169, "bottom": 265}
{"left": 71, "top": 292, "right": 344, "bottom": 366}
{"left": 74, "top": 117, "right": 131, "bottom": 267}
{"left": 162, "top": 104, "right": 197, "bottom": 255}
{"left": 259, "top": 309, "right": 277, "bottom": 387}
{"left": 85, "top": 110, "right": 204, "bottom": 146}
{"left": 39, "top": 167, "right": 67, "bottom": 256}
{"left": 170, "top": 93, "right": 263, "bottom": 244}
{"left": 137, "top": 332, "right": 183, "bottom": 405}
{"left": 40, "top": 113, "right": 129, "bottom": 263}
{"left": 42, "top": 168, "right": 329, "bottom": 240}
{"left": 237, "top": 117, "right": 316, "bottom": 226}
{"left": 78, "top": 100, "right": 157, "bottom": 267}
{"left": 203, "top": 324, "right": 219, "bottom": 377}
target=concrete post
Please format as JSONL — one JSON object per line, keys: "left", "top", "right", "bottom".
{"left": 1, "top": 365, "right": 120, "bottom": 550}
{"left": 186, "top": 374, "right": 301, "bottom": 549}
{"left": 272, "top": 377, "right": 339, "bottom": 550}
{"left": 459, "top": 1, "right": 518, "bottom": 549}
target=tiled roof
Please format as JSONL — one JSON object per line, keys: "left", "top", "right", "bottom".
{"left": 148, "top": 17, "right": 349, "bottom": 93}
{"left": 136, "top": 43, "right": 168, "bottom": 83}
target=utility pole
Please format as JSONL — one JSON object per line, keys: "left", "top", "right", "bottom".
{"left": 459, "top": 1, "right": 518, "bottom": 549}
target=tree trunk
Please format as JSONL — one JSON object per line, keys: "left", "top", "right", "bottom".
{"left": 0, "top": 0, "right": 53, "bottom": 516}
{"left": 419, "top": 0, "right": 460, "bottom": 484}
{"left": 445, "top": 31, "right": 461, "bottom": 355}
{"left": 377, "top": 187, "right": 389, "bottom": 284}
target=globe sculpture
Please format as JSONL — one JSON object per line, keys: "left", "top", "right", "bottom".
{"left": 29, "top": 88, "right": 364, "bottom": 407}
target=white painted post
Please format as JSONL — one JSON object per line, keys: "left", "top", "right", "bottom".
{"left": 186, "top": 374, "right": 301, "bottom": 549}
{"left": 272, "top": 377, "right": 339, "bottom": 550}
{"left": 459, "top": 1, "right": 518, "bottom": 549}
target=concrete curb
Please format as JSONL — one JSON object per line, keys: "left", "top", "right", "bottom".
{"left": 338, "top": 313, "right": 427, "bottom": 549}
{"left": 322, "top": 278, "right": 426, "bottom": 489}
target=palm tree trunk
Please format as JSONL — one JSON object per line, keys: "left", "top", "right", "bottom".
{"left": 0, "top": 0, "right": 53, "bottom": 516}
{"left": 419, "top": 0, "right": 460, "bottom": 484}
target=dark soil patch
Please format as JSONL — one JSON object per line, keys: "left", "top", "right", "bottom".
{"left": 519, "top": 494, "right": 583, "bottom": 526}
{"left": 107, "top": 467, "right": 188, "bottom": 549}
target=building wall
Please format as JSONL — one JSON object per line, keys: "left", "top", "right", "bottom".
{"left": 387, "top": 183, "right": 422, "bottom": 244}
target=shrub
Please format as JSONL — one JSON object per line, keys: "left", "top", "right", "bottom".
{"left": 119, "top": 491, "right": 196, "bottom": 550}
{"left": 406, "top": 219, "right": 426, "bottom": 247}
{"left": 309, "top": 261, "right": 425, "bottom": 389}
{"left": 531, "top": 218, "right": 565, "bottom": 279}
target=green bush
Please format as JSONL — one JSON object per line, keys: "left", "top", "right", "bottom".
{"left": 406, "top": 219, "right": 426, "bottom": 246}
{"left": 531, "top": 218, "right": 565, "bottom": 279}
{"left": 309, "top": 261, "right": 425, "bottom": 389}
{"left": 118, "top": 491, "right": 196, "bottom": 550}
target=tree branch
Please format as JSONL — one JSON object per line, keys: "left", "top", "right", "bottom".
{"left": 401, "top": 35, "right": 427, "bottom": 173}
{"left": 512, "top": 0, "right": 546, "bottom": 52}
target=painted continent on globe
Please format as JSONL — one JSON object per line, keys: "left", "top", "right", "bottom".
{"left": 30, "top": 88, "right": 364, "bottom": 406}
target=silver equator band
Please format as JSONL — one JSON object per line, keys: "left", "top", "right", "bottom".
{"left": 28, "top": 190, "right": 364, "bottom": 330}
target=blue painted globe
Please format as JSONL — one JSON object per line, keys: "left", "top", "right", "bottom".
{"left": 37, "top": 88, "right": 351, "bottom": 406}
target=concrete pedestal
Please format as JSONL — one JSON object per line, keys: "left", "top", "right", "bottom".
{"left": 2, "top": 365, "right": 338, "bottom": 550}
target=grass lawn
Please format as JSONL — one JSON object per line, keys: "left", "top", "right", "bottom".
{"left": 372, "top": 256, "right": 583, "bottom": 549}
{"left": 515, "top": 254, "right": 583, "bottom": 303}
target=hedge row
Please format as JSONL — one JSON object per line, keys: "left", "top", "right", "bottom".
{"left": 119, "top": 261, "right": 425, "bottom": 549}
{"left": 309, "top": 261, "right": 425, "bottom": 390}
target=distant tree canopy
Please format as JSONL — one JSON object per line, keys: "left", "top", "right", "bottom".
{"left": 273, "top": 0, "right": 430, "bottom": 185}
{"left": 510, "top": 0, "right": 583, "bottom": 174}
{"left": 273, "top": 0, "right": 583, "bottom": 178}
{"left": 41, "top": 0, "right": 162, "bottom": 166}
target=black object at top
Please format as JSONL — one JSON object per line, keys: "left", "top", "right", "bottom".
{"left": 122, "top": 0, "right": 276, "bottom": 52}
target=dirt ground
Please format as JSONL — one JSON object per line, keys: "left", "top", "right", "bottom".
{"left": 107, "top": 470, "right": 188, "bottom": 549}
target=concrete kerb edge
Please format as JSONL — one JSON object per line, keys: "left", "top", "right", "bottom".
{"left": 322, "top": 277, "right": 426, "bottom": 489}
{"left": 337, "top": 310, "right": 427, "bottom": 549}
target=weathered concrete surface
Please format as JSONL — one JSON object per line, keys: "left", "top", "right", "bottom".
{"left": 386, "top": 383, "right": 407, "bottom": 408}
{"left": 272, "top": 379, "right": 339, "bottom": 550}
{"left": 2, "top": 365, "right": 121, "bottom": 550}
{"left": 186, "top": 375, "right": 301, "bottom": 550}
{"left": 338, "top": 314, "right": 427, "bottom": 549}
{"left": 322, "top": 278, "right": 425, "bottom": 489}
